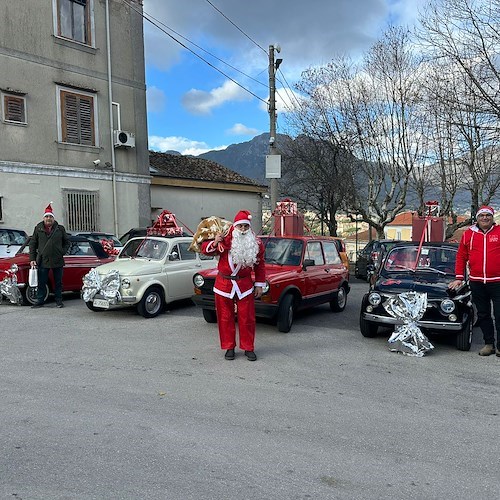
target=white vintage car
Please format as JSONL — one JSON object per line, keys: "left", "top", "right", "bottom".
{"left": 82, "top": 236, "right": 216, "bottom": 318}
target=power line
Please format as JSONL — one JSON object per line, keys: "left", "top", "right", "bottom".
{"left": 204, "top": 0, "right": 268, "bottom": 55}
{"left": 121, "top": 0, "right": 268, "bottom": 104}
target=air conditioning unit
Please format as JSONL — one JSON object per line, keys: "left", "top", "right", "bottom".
{"left": 113, "top": 130, "right": 135, "bottom": 148}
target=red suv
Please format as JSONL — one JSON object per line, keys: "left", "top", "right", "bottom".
{"left": 192, "top": 235, "right": 350, "bottom": 332}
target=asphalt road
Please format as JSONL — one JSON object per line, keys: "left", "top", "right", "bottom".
{"left": 1, "top": 280, "right": 499, "bottom": 500}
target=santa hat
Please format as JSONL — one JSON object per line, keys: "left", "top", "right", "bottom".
{"left": 44, "top": 202, "right": 54, "bottom": 217}
{"left": 476, "top": 205, "right": 494, "bottom": 217}
{"left": 233, "top": 210, "right": 252, "bottom": 226}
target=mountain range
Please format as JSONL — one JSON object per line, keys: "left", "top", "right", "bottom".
{"left": 199, "top": 132, "right": 289, "bottom": 183}
{"left": 166, "top": 132, "right": 493, "bottom": 215}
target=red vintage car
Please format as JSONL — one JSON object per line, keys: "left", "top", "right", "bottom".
{"left": 0, "top": 236, "right": 115, "bottom": 305}
{"left": 192, "top": 235, "right": 350, "bottom": 332}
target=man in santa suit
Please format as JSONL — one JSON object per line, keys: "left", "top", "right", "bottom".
{"left": 201, "top": 210, "right": 266, "bottom": 361}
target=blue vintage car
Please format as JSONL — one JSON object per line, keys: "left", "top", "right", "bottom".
{"left": 359, "top": 242, "right": 474, "bottom": 351}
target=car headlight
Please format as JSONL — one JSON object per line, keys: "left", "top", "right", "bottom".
{"left": 10, "top": 264, "right": 19, "bottom": 272}
{"left": 121, "top": 278, "right": 131, "bottom": 289}
{"left": 440, "top": 299, "right": 455, "bottom": 314}
{"left": 368, "top": 292, "right": 382, "bottom": 306}
{"left": 261, "top": 281, "right": 270, "bottom": 294}
{"left": 193, "top": 274, "right": 205, "bottom": 288}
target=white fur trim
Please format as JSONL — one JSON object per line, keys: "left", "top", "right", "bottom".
{"left": 233, "top": 219, "right": 251, "bottom": 226}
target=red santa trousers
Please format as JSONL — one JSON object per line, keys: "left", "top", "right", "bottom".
{"left": 215, "top": 292, "right": 256, "bottom": 351}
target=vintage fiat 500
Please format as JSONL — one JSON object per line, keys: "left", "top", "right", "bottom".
{"left": 82, "top": 236, "right": 216, "bottom": 318}
{"left": 359, "top": 242, "right": 474, "bottom": 351}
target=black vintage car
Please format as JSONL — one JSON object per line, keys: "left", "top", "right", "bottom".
{"left": 359, "top": 242, "right": 474, "bottom": 351}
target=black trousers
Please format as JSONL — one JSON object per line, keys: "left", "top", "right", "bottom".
{"left": 469, "top": 281, "right": 500, "bottom": 347}
{"left": 37, "top": 266, "right": 63, "bottom": 304}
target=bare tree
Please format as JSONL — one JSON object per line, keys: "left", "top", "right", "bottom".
{"left": 418, "top": 0, "right": 500, "bottom": 120}
{"left": 280, "top": 135, "right": 356, "bottom": 236}
{"left": 289, "top": 27, "right": 424, "bottom": 238}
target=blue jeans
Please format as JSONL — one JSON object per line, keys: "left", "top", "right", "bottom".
{"left": 469, "top": 281, "right": 500, "bottom": 347}
{"left": 37, "top": 266, "right": 64, "bottom": 304}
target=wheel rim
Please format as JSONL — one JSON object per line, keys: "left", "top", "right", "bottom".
{"left": 337, "top": 288, "right": 346, "bottom": 308}
{"left": 286, "top": 303, "right": 293, "bottom": 328}
{"left": 145, "top": 291, "right": 161, "bottom": 315}
{"left": 27, "top": 285, "right": 48, "bottom": 305}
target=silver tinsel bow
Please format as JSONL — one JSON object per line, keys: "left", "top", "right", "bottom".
{"left": 82, "top": 269, "right": 121, "bottom": 304}
{"left": 0, "top": 272, "right": 22, "bottom": 305}
{"left": 385, "top": 291, "right": 434, "bottom": 357}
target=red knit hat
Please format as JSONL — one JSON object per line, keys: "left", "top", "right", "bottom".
{"left": 44, "top": 203, "right": 54, "bottom": 217}
{"left": 233, "top": 210, "right": 252, "bottom": 226}
{"left": 476, "top": 205, "right": 494, "bottom": 217}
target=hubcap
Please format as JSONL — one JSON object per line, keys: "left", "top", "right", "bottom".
{"left": 146, "top": 292, "right": 160, "bottom": 314}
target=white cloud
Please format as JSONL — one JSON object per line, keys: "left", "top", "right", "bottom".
{"left": 146, "top": 86, "right": 166, "bottom": 113}
{"left": 142, "top": 0, "right": 402, "bottom": 76}
{"left": 148, "top": 135, "right": 227, "bottom": 155}
{"left": 226, "top": 123, "right": 260, "bottom": 136}
{"left": 182, "top": 80, "right": 250, "bottom": 115}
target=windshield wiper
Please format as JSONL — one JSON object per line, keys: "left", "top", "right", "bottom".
{"left": 415, "top": 266, "right": 446, "bottom": 275}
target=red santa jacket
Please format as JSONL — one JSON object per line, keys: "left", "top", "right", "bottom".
{"left": 201, "top": 233, "right": 266, "bottom": 299}
{"left": 455, "top": 223, "right": 500, "bottom": 283}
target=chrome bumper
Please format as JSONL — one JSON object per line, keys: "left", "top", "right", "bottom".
{"left": 362, "top": 312, "right": 464, "bottom": 331}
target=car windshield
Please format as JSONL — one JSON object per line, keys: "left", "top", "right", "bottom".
{"left": 120, "top": 238, "right": 168, "bottom": 260}
{"left": 0, "top": 230, "right": 27, "bottom": 245}
{"left": 384, "top": 245, "right": 457, "bottom": 274}
{"left": 263, "top": 238, "right": 304, "bottom": 266}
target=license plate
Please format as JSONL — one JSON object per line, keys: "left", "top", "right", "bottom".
{"left": 93, "top": 298, "right": 110, "bottom": 309}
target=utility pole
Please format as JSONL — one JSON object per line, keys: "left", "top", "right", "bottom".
{"left": 267, "top": 44, "right": 282, "bottom": 234}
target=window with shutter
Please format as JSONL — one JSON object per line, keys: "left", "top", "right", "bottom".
{"left": 3, "top": 95, "right": 26, "bottom": 124}
{"left": 57, "top": 0, "right": 91, "bottom": 45}
{"left": 60, "top": 89, "right": 95, "bottom": 146}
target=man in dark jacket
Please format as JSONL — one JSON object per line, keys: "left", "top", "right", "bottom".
{"left": 29, "top": 203, "right": 70, "bottom": 308}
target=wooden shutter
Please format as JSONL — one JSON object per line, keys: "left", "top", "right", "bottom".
{"left": 4, "top": 95, "right": 26, "bottom": 123}
{"left": 61, "top": 90, "right": 95, "bottom": 145}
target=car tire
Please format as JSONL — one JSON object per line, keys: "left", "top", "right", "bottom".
{"left": 330, "top": 285, "right": 347, "bottom": 312}
{"left": 24, "top": 284, "right": 49, "bottom": 306}
{"left": 456, "top": 314, "right": 473, "bottom": 351}
{"left": 277, "top": 293, "right": 294, "bottom": 333}
{"left": 85, "top": 301, "right": 105, "bottom": 312}
{"left": 360, "top": 313, "right": 378, "bottom": 337}
{"left": 137, "top": 286, "right": 165, "bottom": 318}
{"left": 202, "top": 309, "right": 217, "bottom": 323}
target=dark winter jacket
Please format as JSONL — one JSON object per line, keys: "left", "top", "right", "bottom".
{"left": 29, "top": 221, "right": 70, "bottom": 268}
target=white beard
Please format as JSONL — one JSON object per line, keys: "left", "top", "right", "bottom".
{"left": 230, "top": 229, "right": 259, "bottom": 268}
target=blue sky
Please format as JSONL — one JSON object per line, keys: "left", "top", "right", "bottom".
{"left": 142, "top": 0, "right": 422, "bottom": 155}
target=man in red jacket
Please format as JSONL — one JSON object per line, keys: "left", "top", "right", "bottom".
{"left": 449, "top": 206, "right": 500, "bottom": 356}
{"left": 202, "top": 210, "right": 266, "bottom": 361}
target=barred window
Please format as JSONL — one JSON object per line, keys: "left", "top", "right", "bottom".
{"left": 57, "top": 0, "right": 91, "bottom": 45}
{"left": 2, "top": 94, "right": 26, "bottom": 124}
{"left": 65, "top": 190, "right": 99, "bottom": 231}
{"left": 59, "top": 88, "right": 96, "bottom": 146}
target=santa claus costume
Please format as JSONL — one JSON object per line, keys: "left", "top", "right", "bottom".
{"left": 201, "top": 210, "right": 266, "bottom": 359}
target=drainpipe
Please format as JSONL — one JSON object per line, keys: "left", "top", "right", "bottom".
{"left": 105, "top": 0, "right": 119, "bottom": 236}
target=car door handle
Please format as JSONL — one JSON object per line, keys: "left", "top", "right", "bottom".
{"left": 325, "top": 268, "right": 330, "bottom": 273}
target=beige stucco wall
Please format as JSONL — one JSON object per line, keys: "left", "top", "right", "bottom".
{"left": 0, "top": 161, "right": 149, "bottom": 235}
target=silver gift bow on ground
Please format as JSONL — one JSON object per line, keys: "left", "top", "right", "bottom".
{"left": 385, "top": 291, "right": 434, "bottom": 357}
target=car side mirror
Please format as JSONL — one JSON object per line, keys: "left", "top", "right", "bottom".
{"left": 303, "top": 258, "right": 315, "bottom": 269}
{"left": 169, "top": 251, "right": 179, "bottom": 261}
